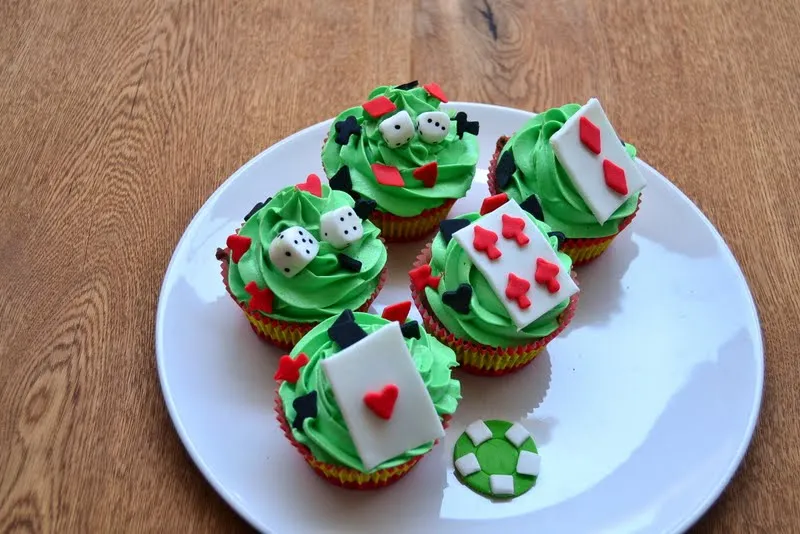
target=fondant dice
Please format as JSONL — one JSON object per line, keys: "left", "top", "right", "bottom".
{"left": 379, "top": 110, "right": 415, "bottom": 148}
{"left": 268, "top": 226, "right": 319, "bottom": 278}
{"left": 417, "top": 111, "right": 450, "bottom": 144}
{"left": 320, "top": 206, "right": 364, "bottom": 249}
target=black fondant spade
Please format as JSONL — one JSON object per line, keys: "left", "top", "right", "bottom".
{"left": 547, "top": 231, "right": 566, "bottom": 249}
{"left": 454, "top": 111, "right": 480, "bottom": 139}
{"left": 520, "top": 194, "right": 545, "bottom": 222}
{"left": 244, "top": 196, "right": 272, "bottom": 222}
{"left": 439, "top": 218, "right": 470, "bottom": 244}
{"left": 215, "top": 247, "right": 228, "bottom": 261}
{"left": 395, "top": 80, "right": 419, "bottom": 91}
{"left": 292, "top": 391, "right": 318, "bottom": 430}
{"left": 338, "top": 253, "right": 362, "bottom": 272}
{"left": 334, "top": 115, "right": 361, "bottom": 145}
{"left": 494, "top": 149, "right": 517, "bottom": 190}
{"left": 354, "top": 198, "right": 377, "bottom": 219}
{"left": 328, "top": 309, "right": 367, "bottom": 349}
{"left": 329, "top": 166, "right": 353, "bottom": 194}
{"left": 442, "top": 284, "right": 472, "bottom": 314}
{"left": 400, "top": 320, "right": 421, "bottom": 339}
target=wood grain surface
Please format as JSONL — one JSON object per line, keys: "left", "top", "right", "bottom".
{"left": 1, "top": 0, "right": 798, "bottom": 531}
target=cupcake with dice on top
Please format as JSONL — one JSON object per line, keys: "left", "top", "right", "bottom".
{"left": 410, "top": 195, "right": 579, "bottom": 376}
{"left": 488, "top": 98, "right": 646, "bottom": 265}
{"left": 275, "top": 307, "right": 460, "bottom": 489}
{"left": 218, "top": 174, "right": 388, "bottom": 349}
{"left": 321, "top": 81, "right": 480, "bottom": 242}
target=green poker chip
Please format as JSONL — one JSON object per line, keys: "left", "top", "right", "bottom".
{"left": 453, "top": 419, "right": 541, "bottom": 499}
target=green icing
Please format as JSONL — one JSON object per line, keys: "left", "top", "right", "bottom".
{"left": 227, "top": 184, "right": 387, "bottom": 322}
{"left": 279, "top": 313, "right": 461, "bottom": 473}
{"left": 321, "top": 84, "right": 480, "bottom": 217}
{"left": 500, "top": 104, "right": 640, "bottom": 238}
{"left": 424, "top": 212, "right": 573, "bottom": 348}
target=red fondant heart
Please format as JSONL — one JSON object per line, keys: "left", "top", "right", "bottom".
{"left": 273, "top": 353, "right": 309, "bottom": 383}
{"left": 381, "top": 301, "right": 412, "bottom": 323}
{"left": 226, "top": 234, "right": 252, "bottom": 263}
{"left": 364, "top": 384, "right": 399, "bottom": 420}
{"left": 296, "top": 174, "right": 322, "bottom": 197}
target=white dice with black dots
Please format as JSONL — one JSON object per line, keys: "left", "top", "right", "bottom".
{"left": 320, "top": 206, "right": 364, "bottom": 249}
{"left": 379, "top": 110, "right": 415, "bottom": 148}
{"left": 268, "top": 226, "right": 319, "bottom": 278}
{"left": 417, "top": 111, "right": 450, "bottom": 144}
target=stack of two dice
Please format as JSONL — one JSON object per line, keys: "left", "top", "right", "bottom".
{"left": 268, "top": 206, "right": 364, "bottom": 278}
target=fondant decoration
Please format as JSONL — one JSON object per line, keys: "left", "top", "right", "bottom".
{"left": 395, "top": 80, "right": 419, "bottom": 90}
{"left": 334, "top": 115, "right": 362, "bottom": 145}
{"left": 244, "top": 197, "right": 271, "bottom": 221}
{"left": 442, "top": 283, "right": 472, "bottom": 314}
{"left": 226, "top": 234, "right": 251, "bottom": 263}
{"left": 329, "top": 166, "right": 353, "bottom": 194}
{"left": 337, "top": 253, "right": 362, "bottom": 272}
{"left": 412, "top": 161, "right": 438, "bottom": 188}
{"left": 501, "top": 214, "right": 530, "bottom": 246}
{"left": 534, "top": 258, "right": 561, "bottom": 293}
{"left": 381, "top": 301, "right": 412, "bottom": 323}
{"left": 321, "top": 322, "right": 445, "bottom": 471}
{"left": 292, "top": 391, "right": 318, "bottom": 431}
{"left": 354, "top": 198, "right": 377, "bottom": 219}
{"left": 296, "top": 173, "right": 322, "bottom": 197}
{"left": 452, "top": 200, "right": 579, "bottom": 329}
{"left": 423, "top": 82, "right": 448, "bottom": 103}
{"left": 520, "top": 194, "right": 545, "bottom": 222}
{"left": 417, "top": 111, "right": 450, "bottom": 144}
{"left": 505, "top": 273, "right": 531, "bottom": 309}
{"left": 215, "top": 247, "right": 228, "bottom": 261}
{"left": 320, "top": 206, "right": 364, "bottom": 249}
{"left": 480, "top": 193, "right": 509, "bottom": 215}
{"left": 268, "top": 226, "right": 319, "bottom": 277}
{"left": 454, "top": 111, "right": 480, "bottom": 139}
{"left": 379, "top": 110, "right": 415, "bottom": 148}
{"left": 547, "top": 231, "right": 566, "bottom": 249}
{"left": 473, "top": 226, "right": 502, "bottom": 260}
{"left": 363, "top": 384, "right": 399, "bottom": 420}
{"left": 494, "top": 149, "right": 517, "bottom": 190}
{"left": 409, "top": 264, "right": 441, "bottom": 291}
{"left": 327, "top": 310, "right": 367, "bottom": 349}
{"left": 549, "top": 98, "right": 646, "bottom": 224}
{"left": 244, "top": 281, "right": 274, "bottom": 314}
{"left": 439, "top": 218, "right": 470, "bottom": 244}
{"left": 274, "top": 353, "right": 310, "bottom": 383}
{"left": 452, "top": 419, "right": 540, "bottom": 499}
{"left": 372, "top": 163, "right": 405, "bottom": 187}
{"left": 362, "top": 96, "right": 397, "bottom": 118}
{"left": 400, "top": 321, "right": 420, "bottom": 339}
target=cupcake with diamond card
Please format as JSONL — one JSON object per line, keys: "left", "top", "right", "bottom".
{"left": 489, "top": 98, "right": 646, "bottom": 265}
{"left": 410, "top": 194, "right": 579, "bottom": 375}
{"left": 321, "top": 81, "right": 480, "bottom": 242}
{"left": 274, "top": 306, "right": 460, "bottom": 489}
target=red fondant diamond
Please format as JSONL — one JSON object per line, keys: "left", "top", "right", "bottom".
{"left": 480, "top": 193, "right": 509, "bottom": 215}
{"left": 579, "top": 116, "right": 602, "bottom": 155}
{"left": 245, "top": 281, "right": 274, "bottom": 314}
{"left": 296, "top": 173, "right": 322, "bottom": 197}
{"left": 362, "top": 96, "right": 397, "bottom": 118}
{"left": 603, "top": 159, "right": 628, "bottom": 195}
{"left": 372, "top": 163, "right": 405, "bottom": 187}
{"left": 274, "top": 353, "right": 309, "bottom": 383}
{"left": 423, "top": 82, "right": 449, "bottom": 103}
{"left": 412, "top": 161, "right": 438, "bottom": 188}
{"left": 409, "top": 264, "right": 441, "bottom": 291}
{"left": 501, "top": 214, "right": 530, "bottom": 246}
{"left": 364, "top": 384, "right": 399, "bottom": 420}
{"left": 505, "top": 273, "right": 532, "bottom": 309}
{"left": 381, "top": 301, "right": 412, "bottom": 323}
{"left": 534, "top": 258, "right": 561, "bottom": 293}
{"left": 473, "top": 226, "right": 501, "bottom": 260}
{"left": 226, "top": 234, "right": 252, "bottom": 263}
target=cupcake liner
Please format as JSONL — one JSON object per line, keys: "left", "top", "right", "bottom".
{"left": 274, "top": 394, "right": 451, "bottom": 490}
{"left": 488, "top": 136, "right": 641, "bottom": 266}
{"left": 219, "top": 235, "right": 387, "bottom": 351}
{"left": 410, "top": 244, "right": 579, "bottom": 376}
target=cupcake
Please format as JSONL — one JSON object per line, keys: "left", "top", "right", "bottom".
{"left": 489, "top": 98, "right": 647, "bottom": 265}
{"left": 275, "top": 307, "right": 461, "bottom": 489}
{"left": 218, "top": 174, "right": 388, "bottom": 350}
{"left": 410, "top": 195, "right": 579, "bottom": 376}
{"left": 321, "top": 81, "right": 480, "bottom": 242}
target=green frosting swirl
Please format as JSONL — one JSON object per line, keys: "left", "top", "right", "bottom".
{"left": 500, "top": 104, "right": 640, "bottom": 238}
{"left": 321, "top": 84, "right": 480, "bottom": 217}
{"left": 227, "top": 184, "right": 387, "bottom": 322}
{"left": 424, "top": 212, "right": 573, "bottom": 347}
{"left": 279, "top": 313, "right": 461, "bottom": 472}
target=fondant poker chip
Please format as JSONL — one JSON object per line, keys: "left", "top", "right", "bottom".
{"left": 453, "top": 419, "right": 541, "bottom": 499}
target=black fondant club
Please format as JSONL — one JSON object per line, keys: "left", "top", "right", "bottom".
{"left": 442, "top": 284, "right": 472, "bottom": 314}
{"left": 494, "top": 149, "right": 517, "bottom": 190}
{"left": 439, "top": 218, "right": 470, "bottom": 244}
{"left": 329, "top": 166, "right": 353, "bottom": 194}
{"left": 454, "top": 111, "right": 480, "bottom": 139}
{"left": 354, "top": 198, "right": 377, "bottom": 219}
{"left": 520, "top": 194, "right": 545, "bottom": 222}
{"left": 400, "top": 320, "right": 421, "bottom": 339}
{"left": 337, "top": 253, "right": 362, "bottom": 272}
{"left": 334, "top": 115, "right": 361, "bottom": 145}
{"left": 328, "top": 309, "right": 367, "bottom": 349}
{"left": 395, "top": 80, "right": 419, "bottom": 91}
{"left": 244, "top": 196, "right": 272, "bottom": 222}
{"left": 547, "top": 231, "right": 566, "bottom": 249}
{"left": 292, "top": 391, "right": 318, "bottom": 431}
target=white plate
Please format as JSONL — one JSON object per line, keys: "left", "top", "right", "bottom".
{"left": 156, "top": 103, "right": 763, "bottom": 534}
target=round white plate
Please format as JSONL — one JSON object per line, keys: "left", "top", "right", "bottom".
{"left": 156, "top": 103, "right": 763, "bottom": 534}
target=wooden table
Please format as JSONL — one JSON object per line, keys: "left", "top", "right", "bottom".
{"left": 1, "top": 0, "right": 798, "bottom": 531}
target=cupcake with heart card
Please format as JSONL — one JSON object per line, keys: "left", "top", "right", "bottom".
{"left": 321, "top": 81, "right": 480, "bottom": 242}
{"left": 488, "top": 98, "right": 646, "bottom": 265}
{"left": 274, "top": 306, "right": 460, "bottom": 489}
{"left": 410, "top": 195, "right": 579, "bottom": 376}
{"left": 218, "top": 174, "right": 388, "bottom": 349}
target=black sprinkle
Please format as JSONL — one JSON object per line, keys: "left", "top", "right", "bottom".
{"left": 329, "top": 166, "right": 353, "bottom": 195}
{"left": 354, "top": 198, "right": 377, "bottom": 219}
{"left": 337, "top": 253, "right": 362, "bottom": 272}
{"left": 520, "top": 194, "right": 545, "bottom": 222}
{"left": 395, "top": 80, "right": 419, "bottom": 91}
{"left": 400, "top": 320, "right": 421, "bottom": 339}
{"left": 334, "top": 116, "right": 361, "bottom": 145}
{"left": 292, "top": 391, "right": 318, "bottom": 430}
{"left": 495, "top": 148, "right": 517, "bottom": 190}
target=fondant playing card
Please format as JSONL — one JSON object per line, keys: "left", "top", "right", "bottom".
{"left": 452, "top": 200, "right": 579, "bottom": 330}
{"left": 321, "top": 322, "right": 444, "bottom": 471}
{"left": 549, "top": 98, "right": 646, "bottom": 225}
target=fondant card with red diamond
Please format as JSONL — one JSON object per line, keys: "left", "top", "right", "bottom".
{"left": 320, "top": 321, "right": 444, "bottom": 471}
{"left": 549, "top": 98, "right": 646, "bottom": 225}
{"left": 452, "top": 200, "right": 579, "bottom": 330}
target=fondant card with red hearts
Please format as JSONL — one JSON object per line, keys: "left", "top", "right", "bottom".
{"left": 452, "top": 200, "right": 580, "bottom": 330}
{"left": 320, "top": 321, "right": 445, "bottom": 471}
{"left": 549, "top": 98, "right": 647, "bottom": 225}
